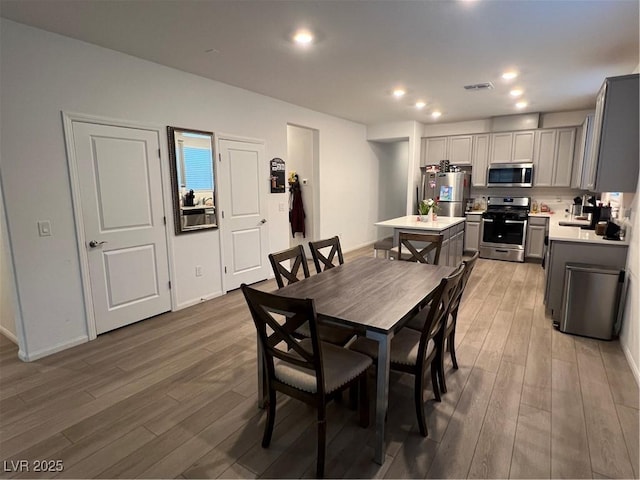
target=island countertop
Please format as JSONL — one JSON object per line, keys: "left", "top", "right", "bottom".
{"left": 375, "top": 215, "right": 466, "bottom": 232}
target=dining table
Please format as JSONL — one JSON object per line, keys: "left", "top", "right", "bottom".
{"left": 262, "top": 255, "right": 455, "bottom": 465}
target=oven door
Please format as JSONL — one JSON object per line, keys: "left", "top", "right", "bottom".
{"left": 481, "top": 217, "right": 527, "bottom": 249}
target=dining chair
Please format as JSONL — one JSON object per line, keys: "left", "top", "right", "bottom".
{"left": 389, "top": 232, "right": 444, "bottom": 264}
{"left": 348, "top": 265, "right": 465, "bottom": 437}
{"left": 241, "top": 284, "right": 372, "bottom": 478}
{"left": 309, "top": 236, "right": 344, "bottom": 273}
{"left": 399, "top": 232, "right": 444, "bottom": 264}
{"left": 269, "top": 245, "right": 310, "bottom": 288}
{"left": 268, "top": 245, "right": 356, "bottom": 346}
{"left": 405, "top": 253, "right": 478, "bottom": 394}
{"left": 438, "top": 251, "right": 479, "bottom": 391}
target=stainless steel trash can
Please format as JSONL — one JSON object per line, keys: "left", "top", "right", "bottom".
{"left": 560, "top": 263, "right": 624, "bottom": 340}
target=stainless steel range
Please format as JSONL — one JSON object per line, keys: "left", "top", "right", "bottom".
{"left": 480, "top": 197, "right": 530, "bottom": 263}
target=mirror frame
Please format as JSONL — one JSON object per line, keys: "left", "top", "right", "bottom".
{"left": 167, "top": 126, "right": 219, "bottom": 235}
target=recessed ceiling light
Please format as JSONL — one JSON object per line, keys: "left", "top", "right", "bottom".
{"left": 510, "top": 89, "right": 523, "bottom": 97}
{"left": 293, "top": 30, "right": 314, "bottom": 45}
{"left": 393, "top": 88, "right": 406, "bottom": 98}
{"left": 502, "top": 71, "right": 518, "bottom": 80}
{"left": 432, "top": 111, "right": 442, "bottom": 119}
{"left": 415, "top": 101, "right": 426, "bottom": 109}
{"left": 516, "top": 101, "right": 528, "bottom": 109}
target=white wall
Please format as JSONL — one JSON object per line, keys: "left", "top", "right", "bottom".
{"left": 0, "top": 20, "right": 379, "bottom": 360}
{"left": 619, "top": 63, "right": 640, "bottom": 384}
{"left": 0, "top": 181, "right": 18, "bottom": 343}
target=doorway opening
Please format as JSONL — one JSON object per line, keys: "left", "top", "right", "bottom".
{"left": 286, "top": 124, "right": 319, "bottom": 256}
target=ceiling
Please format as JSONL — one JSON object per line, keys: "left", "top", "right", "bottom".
{"left": 1, "top": 0, "right": 638, "bottom": 125}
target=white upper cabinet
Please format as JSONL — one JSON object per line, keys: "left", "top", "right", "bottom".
{"left": 534, "top": 129, "right": 557, "bottom": 186}
{"left": 471, "top": 134, "right": 490, "bottom": 186}
{"left": 421, "top": 135, "right": 473, "bottom": 166}
{"left": 553, "top": 128, "right": 576, "bottom": 187}
{"left": 572, "top": 115, "right": 593, "bottom": 189}
{"left": 512, "top": 131, "right": 535, "bottom": 162}
{"left": 489, "top": 130, "right": 535, "bottom": 163}
{"left": 490, "top": 132, "right": 513, "bottom": 163}
{"left": 448, "top": 135, "right": 473, "bottom": 165}
{"left": 422, "top": 136, "right": 448, "bottom": 166}
{"left": 534, "top": 128, "right": 576, "bottom": 187}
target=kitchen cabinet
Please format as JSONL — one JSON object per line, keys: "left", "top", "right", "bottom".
{"left": 464, "top": 212, "right": 482, "bottom": 252}
{"left": 448, "top": 222, "right": 464, "bottom": 266}
{"left": 572, "top": 115, "right": 593, "bottom": 189}
{"left": 449, "top": 135, "right": 473, "bottom": 166}
{"left": 583, "top": 74, "right": 638, "bottom": 193}
{"left": 421, "top": 135, "right": 472, "bottom": 166}
{"left": 533, "top": 127, "right": 576, "bottom": 187}
{"left": 525, "top": 216, "right": 548, "bottom": 259}
{"left": 422, "top": 136, "right": 448, "bottom": 166}
{"left": 471, "top": 134, "right": 490, "bottom": 186}
{"left": 489, "top": 130, "right": 535, "bottom": 164}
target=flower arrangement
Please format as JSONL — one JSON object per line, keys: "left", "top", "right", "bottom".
{"left": 418, "top": 198, "right": 439, "bottom": 215}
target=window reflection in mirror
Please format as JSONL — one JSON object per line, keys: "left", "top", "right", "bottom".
{"left": 167, "top": 126, "right": 218, "bottom": 234}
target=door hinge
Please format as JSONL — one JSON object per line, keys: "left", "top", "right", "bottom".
{"left": 163, "top": 216, "right": 166, "bottom": 225}
{"left": 218, "top": 153, "right": 222, "bottom": 162}
{"left": 158, "top": 148, "right": 161, "bottom": 158}
{"left": 221, "top": 210, "right": 224, "bottom": 219}
{"left": 168, "top": 280, "right": 172, "bottom": 289}
{"left": 224, "top": 266, "right": 227, "bottom": 273}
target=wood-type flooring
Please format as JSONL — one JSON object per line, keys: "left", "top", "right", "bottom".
{"left": 1, "top": 246, "right": 638, "bottom": 478}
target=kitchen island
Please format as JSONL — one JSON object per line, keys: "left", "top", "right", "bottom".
{"left": 375, "top": 215, "right": 466, "bottom": 267}
{"left": 543, "top": 215, "right": 629, "bottom": 324}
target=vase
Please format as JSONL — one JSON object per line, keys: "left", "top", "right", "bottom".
{"left": 419, "top": 214, "right": 429, "bottom": 222}
{"left": 429, "top": 211, "right": 437, "bottom": 222}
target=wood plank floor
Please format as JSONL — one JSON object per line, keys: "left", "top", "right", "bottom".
{"left": 1, "top": 246, "right": 638, "bottom": 479}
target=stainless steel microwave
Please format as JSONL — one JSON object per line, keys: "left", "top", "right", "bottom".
{"left": 487, "top": 163, "right": 533, "bottom": 187}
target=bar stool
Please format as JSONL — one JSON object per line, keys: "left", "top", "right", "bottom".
{"left": 373, "top": 236, "right": 394, "bottom": 259}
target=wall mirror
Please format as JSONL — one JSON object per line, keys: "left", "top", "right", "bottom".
{"left": 167, "top": 126, "right": 218, "bottom": 234}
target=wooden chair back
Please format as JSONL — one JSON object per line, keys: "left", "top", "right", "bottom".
{"left": 416, "top": 263, "right": 465, "bottom": 364}
{"left": 398, "top": 232, "right": 444, "bottom": 265}
{"left": 450, "top": 251, "right": 480, "bottom": 313}
{"left": 309, "top": 236, "right": 344, "bottom": 273}
{"left": 269, "top": 245, "right": 310, "bottom": 288}
{"left": 241, "top": 284, "right": 325, "bottom": 397}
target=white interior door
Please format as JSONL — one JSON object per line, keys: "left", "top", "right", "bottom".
{"left": 218, "top": 138, "right": 269, "bottom": 290}
{"left": 72, "top": 121, "right": 171, "bottom": 334}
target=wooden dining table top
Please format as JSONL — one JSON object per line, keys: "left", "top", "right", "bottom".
{"left": 275, "top": 256, "right": 455, "bottom": 334}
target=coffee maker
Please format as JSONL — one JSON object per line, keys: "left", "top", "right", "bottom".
{"left": 582, "top": 203, "right": 611, "bottom": 230}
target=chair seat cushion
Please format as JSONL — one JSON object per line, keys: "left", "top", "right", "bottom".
{"left": 349, "top": 329, "right": 435, "bottom": 367}
{"left": 406, "top": 306, "right": 429, "bottom": 331}
{"left": 274, "top": 339, "right": 372, "bottom": 394}
{"left": 295, "top": 322, "right": 356, "bottom": 346}
{"left": 373, "top": 237, "right": 394, "bottom": 250}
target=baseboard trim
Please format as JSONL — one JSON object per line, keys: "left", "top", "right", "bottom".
{"left": 0, "top": 326, "right": 18, "bottom": 344}
{"left": 18, "top": 335, "right": 89, "bottom": 362}
{"left": 621, "top": 341, "right": 640, "bottom": 387}
{"left": 175, "top": 290, "right": 224, "bottom": 311}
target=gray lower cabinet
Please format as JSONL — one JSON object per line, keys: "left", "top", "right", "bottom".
{"left": 465, "top": 213, "right": 482, "bottom": 252}
{"left": 525, "top": 216, "right": 548, "bottom": 259}
{"left": 544, "top": 240, "right": 628, "bottom": 322}
{"left": 394, "top": 221, "right": 464, "bottom": 267}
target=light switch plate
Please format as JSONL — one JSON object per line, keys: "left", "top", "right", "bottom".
{"left": 38, "top": 220, "right": 52, "bottom": 237}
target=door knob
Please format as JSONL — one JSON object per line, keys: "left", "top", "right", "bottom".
{"left": 89, "top": 240, "right": 107, "bottom": 248}
{"left": 260, "top": 219, "right": 267, "bottom": 224}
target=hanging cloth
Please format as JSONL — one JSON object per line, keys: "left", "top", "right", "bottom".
{"left": 289, "top": 176, "right": 306, "bottom": 238}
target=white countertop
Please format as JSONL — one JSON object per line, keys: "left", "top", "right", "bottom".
{"left": 544, "top": 213, "right": 629, "bottom": 246}
{"left": 375, "top": 215, "right": 466, "bottom": 231}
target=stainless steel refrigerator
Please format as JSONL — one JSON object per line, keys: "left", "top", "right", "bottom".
{"left": 419, "top": 168, "right": 470, "bottom": 217}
